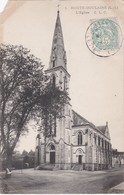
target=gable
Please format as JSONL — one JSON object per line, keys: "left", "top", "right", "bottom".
{"left": 97, "top": 125, "right": 110, "bottom": 139}
{"left": 72, "top": 110, "right": 89, "bottom": 126}
{"left": 105, "top": 126, "right": 110, "bottom": 139}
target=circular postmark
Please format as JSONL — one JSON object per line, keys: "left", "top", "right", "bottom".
{"left": 85, "top": 19, "right": 122, "bottom": 57}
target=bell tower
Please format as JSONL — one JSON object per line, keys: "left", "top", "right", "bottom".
{"left": 44, "top": 11, "right": 72, "bottom": 169}
{"left": 45, "top": 10, "right": 70, "bottom": 93}
{"left": 35, "top": 10, "right": 72, "bottom": 169}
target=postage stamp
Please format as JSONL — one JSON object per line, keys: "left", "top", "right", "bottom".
{"left": 85, "top": 19, "right": 122, "bottom": 57}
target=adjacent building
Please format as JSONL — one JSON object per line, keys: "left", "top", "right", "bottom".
{"left": 112, "top": 149, "right": 124, "bottom": 167}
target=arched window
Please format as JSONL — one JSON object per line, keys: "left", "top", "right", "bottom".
{"left": 102, "top": 139, "right": 104, "bottom": 148}
{"left": 50, "top": 144, "right": 55, "bottom": 151}
{"left": 53, "top": 115, "right": 56, "bottom": 136}
{"left": 78, "top": 132, "right": 82, "bottom": 145}
{"left": 49, "top": 114, "right": 56, "bottom": 136}
{"left": 52, "top": 49, "right": 56, "bottom": 68}
{"left": 52, "top": 74, "right": 56, "bottom": 87}
{"left": 98, "top": 136, "right": 100, "bottom": 146}
{"left": 64, "top": 76, "right": 67, "bottom": 91}
{"left": 53, "top": 60, "right": 55, "bottom": 67}
{"left": 60, "top": 71, "right": 62, "bottom": 83}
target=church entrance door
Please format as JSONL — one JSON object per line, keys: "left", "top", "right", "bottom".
{"left": 78, "top": 155, "right": 82, "bottom": 164}
{"left": 50, "top": 152, "right": 55, "bottom": 164}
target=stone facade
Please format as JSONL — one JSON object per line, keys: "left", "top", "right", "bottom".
{"left": 35, "top": 11, "right": 112, "bottom": 171}
{"left": 71, "top": 111, "right": 112, "bottom": 170}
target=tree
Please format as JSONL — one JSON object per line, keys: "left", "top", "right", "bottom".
{"left": 0, "top": 44, "right": 68, "bottom": 169}
{"left": 28, "top": 150, "right": 35, "bottom": 157}
{"left": 0, "top": 44, "right": 46, "bottom": 168}
{"left": 22, "top": 150, "right": 28, "bottom": 156}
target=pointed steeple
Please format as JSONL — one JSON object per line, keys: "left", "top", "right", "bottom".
{"left": 49, "top": 11, "right": 67, "bottom": 70}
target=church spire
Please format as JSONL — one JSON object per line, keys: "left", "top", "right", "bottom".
{"left": 49, "top": 11, "right": 67, "bottom": 70}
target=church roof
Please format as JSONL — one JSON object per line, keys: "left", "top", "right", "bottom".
{"left": 72, "top": 110, "right": 109, "bottom": 137}
{"left": 97, "top": 126, "right": 106, "bottom": 134}
{"left": 72, "top": 110, "right": 96, "bottom": 127}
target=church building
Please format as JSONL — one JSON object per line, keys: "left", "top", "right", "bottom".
{"left": 35, "top": 11, "right": 112, "bottom": 171}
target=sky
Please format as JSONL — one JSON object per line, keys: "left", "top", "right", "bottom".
{"left": 2, "top": 0, "right": 124, "bottom": 152}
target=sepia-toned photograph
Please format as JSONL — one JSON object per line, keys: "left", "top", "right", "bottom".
{"left": 0, "top": 0, "right": 124, "bottom": 194}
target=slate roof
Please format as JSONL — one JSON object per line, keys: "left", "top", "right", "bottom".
{"left": 97, "top": 126, "right": 106, "bottom": 134}
{"left": 72, "top": 110, "right": 97, "bottom": 129}
{"left": 72, "top": 110, "right": 92, "bottom": 125}
{"left": 72, "top": 110, "right": 107, "bottom": 136}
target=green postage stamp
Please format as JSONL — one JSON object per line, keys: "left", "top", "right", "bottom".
{"left": 85, "top": 18, "right": 122, "bottom": 57}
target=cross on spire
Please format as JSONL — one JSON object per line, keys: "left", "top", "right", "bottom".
{"left": 57, "top": 4, "right": 60, "bottom": 13}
